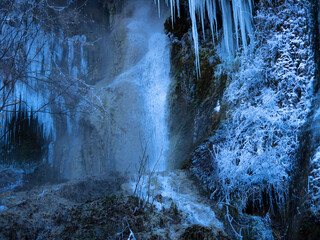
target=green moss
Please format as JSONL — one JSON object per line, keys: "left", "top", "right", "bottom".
{"left": 180, "top": 158, "right": 192, "bottom": 170}
{"left": 167, "top": 30, "right": 229, "bottom": 168}
{"left": 102, "top": 195, "right": 117, "bottom": 203}
{"left": 170, "top": 202, "right": 179, "bottom": 215}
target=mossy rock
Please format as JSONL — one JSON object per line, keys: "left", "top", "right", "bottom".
{"left": 180, "top": 225, "right": 222, "bottom": 240}
{"left": 180, "top": 158, "right": 192, "bottom": 170}
{"left": 167, "top": 30, "right": 227, "bottom": 167}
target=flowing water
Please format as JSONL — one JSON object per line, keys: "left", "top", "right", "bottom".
{"left": 122, "top": 170, "right": 224, "bottom": 237}
{"left": 109, "top": 2, "right": 225, "bottom": 234}
{"left": 87, "top": 0, "right": 170, "bottom": 174}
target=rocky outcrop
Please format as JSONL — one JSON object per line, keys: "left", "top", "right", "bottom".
{"left": 287, "top": 1, "right": 320, "bottom": 239}
{"left": 166, "top": 14, "right": 227, "bottom": 169}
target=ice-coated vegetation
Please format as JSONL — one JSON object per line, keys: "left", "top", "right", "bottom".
{"left": 192, "top": 0, "right": 314, "bottom": 211}
{"left": 309, "top": 147, "right": 320, "bottom": 213}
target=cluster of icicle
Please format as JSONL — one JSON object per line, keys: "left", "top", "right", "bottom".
{"left": 156, "top": 0, "right": 253, "bottom": 71}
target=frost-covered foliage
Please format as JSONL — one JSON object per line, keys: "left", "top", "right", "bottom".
{"left": 192, "top": 0, "right": 314, "bottom": 211}
{"left": 165, "top": 0, "right": 253, "bottom": 70}
{"left": 309, "top": 147, "right": 320, "bottom": 213}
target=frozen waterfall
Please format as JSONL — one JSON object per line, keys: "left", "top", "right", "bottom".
{"left": 88, "top": 0, "right": 171, "bottom": 174}
{"left": 0, "top": 0, "right": 253, "bottom": 176}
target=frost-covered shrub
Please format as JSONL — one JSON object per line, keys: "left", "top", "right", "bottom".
{"left": 309, "top": 147, "right": 320, "bottom": 214}
{"left": 192, "top": 0, "right": 314, "bottom": 212}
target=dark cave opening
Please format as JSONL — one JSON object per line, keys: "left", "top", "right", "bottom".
{"left": 0, "top": 103, "right": 50, "bottom": 168}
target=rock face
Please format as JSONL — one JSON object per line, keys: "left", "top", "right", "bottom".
{"left": 166, "top": 24, "right": 227, "bottom": 169}
{"left": 49, "top": 0, "right": 128, "bottom": 178}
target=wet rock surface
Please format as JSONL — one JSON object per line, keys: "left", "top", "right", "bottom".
{"left": 167, "top": 31, "right": 227, "bottom": 169}
{"left": 181, "top": 225, "right": 227, "bottom": 240}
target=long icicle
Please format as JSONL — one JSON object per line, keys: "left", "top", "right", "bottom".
{"left": 157, "top": 0, "right": 253, "bottom": 73}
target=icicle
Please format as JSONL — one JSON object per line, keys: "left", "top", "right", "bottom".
{"left": 232, "top": 0, "right": 240, "bottom": 49}
{"left": 170, "top": 0, "right": 175, "bottom": 26}
{"left": 188, "top": 0, "right": 201, "bottom": 74}
{"left": 199, "top": 0, "right": 206, "bottom": 41}
{"left": 68, "top": 38, "right": 74, "bottom": 74}
{"left": 177, "top": 0, "right": 180, "bottom": 17}
{"left": 220, "top": 0, "right": 234, "bottom": 56}
{"left": 157, "top": 0, "right": 253, "bottom": 72}
{"left": 154, "top": 0, "right": 161, "bottom": 17}
{"left": 205, "top": 0, "right": 218, "bottom": 44}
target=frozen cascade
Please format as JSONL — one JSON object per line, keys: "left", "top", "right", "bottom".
{"left": 90, "top": 0, "right": 170, "bottom": 173}
{"left": 0, "top": 12, "right": 88, "bottom": 145}
{"left": 163, "top": 0, "right": 253, "bottom": 71}
{"left": 0, "top": 1, "right": 90, "bottom": 172}
{"left": 0, "top": 22, "right": 56, "bottom": 143}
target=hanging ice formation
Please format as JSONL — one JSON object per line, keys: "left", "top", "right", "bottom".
{"left": 0, "top": 22, "right": 87, "bottom": 145}
{"left": 161, "top": 0, "right": 253, "bottom": 71}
